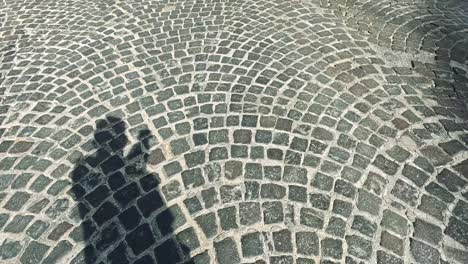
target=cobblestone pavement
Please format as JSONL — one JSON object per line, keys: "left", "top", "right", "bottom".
{"left": 1, "top": 0, "right": 468, "bottom": 263}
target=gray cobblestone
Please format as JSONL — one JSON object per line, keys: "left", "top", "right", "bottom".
{"left": 0, "top": 239, "right": 22, "bottom": 260}
{"left": 215, "top": 237, "right": 240, "bottom": 264}
{"left": 410, "top": 239, "right": 440, "bottom": 264}
{"left": 20, "top": 241, "right": 50, "bottom": 264}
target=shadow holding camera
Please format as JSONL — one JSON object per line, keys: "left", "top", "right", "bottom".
{"left": 69, "top": 116, "right": 193, "bottom": 264}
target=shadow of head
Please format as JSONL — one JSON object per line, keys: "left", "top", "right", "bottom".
{"left": 93, "top": 116, "right": 128, "bottom": 151}
{"left": 70, "top": 116, "right": 128, "bottom": 186}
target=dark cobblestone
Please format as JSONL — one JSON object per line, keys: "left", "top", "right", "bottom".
{"left": 380, "top": 231, "right": 404, "bottom": 256}
{"left": 410, "top": 239, "right": 440, "bottom": 264}
{"left": 300, "top": 208, "right": 324, "bottom": 229}
{"left": 26, "top": 220, "right": 49, "bottom": 239}
{"left": 381, "top": 210, "right": 408, "bottom": 237}
{"left": 215, "top": 237, "right": 240, "bottom": 264}
{"left": 0, "top": 239, "right": 22, "bottom": 260}
{"left": 420, "top": 146, "right": 453, "bottom": 166}
{"left": 391, "top": 179, "right": 419, "bottom": 206}
{"left": 4, "top": 215, "right": 34, "bottom": 233}
{"left": 373, "top": 155, "right": 399, "bottom": 175}
{"left": 321, "top": 238, "right": 343, "bottom": 259}
{"left": 357, "top": 189, "right": 382, "bottom": 215}
{"left": 296, "top": 231, "right": 319, "bottom": 256}
{"left": 326, "top": 217, "right": 346, "bottom": 237}
{"left": 346, "top": 235, "right": 372, "bottom": 260}
{"left": 352, "top": 215, "right": 377, "bottom": 238}
{"left": 418, "top": 194, "right": 448, "bottom": 221}
{"left": 241, "top": 232, "right": 263, "bottom": 257}
{"left": 239, "top": 202, "right": 261, "bottom": 226}
{"left": 4, "top": 192, "right": 31, "bottom": 211}
{"left": 413, "top": 219, "right": 442, "bottom": 245}
{"left": 445, "top": 217, "right": 468, "bottom": 246}
{"left": 377, "top": 250, "right": 403, "bottom": 264}
{"left": 20, "top": 241, "right": 50, "bottom": 264}
{"left": 436, "top": 168, "right": 467, "bottom": 192}
{"left": 402, "top": 164, "right": 429, "bottom": 187}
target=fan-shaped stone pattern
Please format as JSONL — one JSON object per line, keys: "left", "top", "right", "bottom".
{"left": 322, "top": 0, "right": 468, "bottom": 106}
{"left": 1, "top": 0, "right": 468, "bottom": 263}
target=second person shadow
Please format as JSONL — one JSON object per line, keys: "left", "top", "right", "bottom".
{"left": 69, "top": 116, "right": 194, "bottom": 264}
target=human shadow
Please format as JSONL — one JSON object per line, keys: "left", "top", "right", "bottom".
{"left": 69, "top": 116, "right": 193, "bottom": 264}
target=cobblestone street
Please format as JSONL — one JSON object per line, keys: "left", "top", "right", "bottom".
{"left": 1, "top": 0, "right": 468, "bottom": 263}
